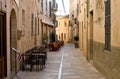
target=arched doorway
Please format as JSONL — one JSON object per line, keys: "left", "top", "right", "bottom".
{"left": 10, "top": 9, "right": 17, "bottom": 78}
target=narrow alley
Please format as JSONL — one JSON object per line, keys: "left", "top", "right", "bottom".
{"left": 0, "top": 0, "right": 120, "bottom": 79}
{"left": 14, "top": 44, "right": 106, "bottom": 79}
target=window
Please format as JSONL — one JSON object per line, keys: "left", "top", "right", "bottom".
{"left": 68, "top": 20, "right": 71, "bottom": 26}
{"left": 56, "top": 35, "right": 58, "bottom": 40}
{"left": 64, "top": 21, "right": 66, "bottom": 27}
{"left": 22, "top": 9, "right": 25, "bottom": 26}
{"left": 77, "top": 4, "right": 79, "bottom": 16}
{"left": 79, "top": 0, "right": 81, "bottom": 12}
{"left": 64, "top": 33, "right": 66, "bottom": 40}
{"left": 35, "top": 17, "right": 37, "bottom": 27}
{"left": 31, "top": 13, "right": 34, "bottom": 35}
{"left": 105, "top": 0, "right": 111, "bottom": 50}
{"left": 41, "top": 0, "right": 43, "bottom": 13}
{"left": 74, "top": 18, "right": 77, "bottom": 24}
{"left": 59, "top": 34, "right": 60, "bottom": 39}
{"left": 35, "top": 17, "right": 37, "bottom": 35}
{"left": 46, "top": 0, "right": 47, "bottom": 12}
{"left": 49, "top": 1, "right": 51, "bottom": 17}
{"left": 38, "top": 18, "right": 39, "bottom": 35}
{"left": 59, "top": 22, "right": 60, "bottom": 26}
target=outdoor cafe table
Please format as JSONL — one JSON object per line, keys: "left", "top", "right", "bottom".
{"left": 22, "top": 51, "right": 46, "bottom": 71}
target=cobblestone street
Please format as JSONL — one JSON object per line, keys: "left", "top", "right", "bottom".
{"left": 14, "top": 44, "right": 106, "bottom": 79}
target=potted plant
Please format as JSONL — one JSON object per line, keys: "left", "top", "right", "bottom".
{"left": 74, "top": 36, "right": 79, "bottom": 48}
{"left": 50, "top": 32, "right": 55, "bottom": 42}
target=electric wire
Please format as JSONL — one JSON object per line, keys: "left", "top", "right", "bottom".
{"left": 62, "top": 0, "right": 66, "bottom": 14}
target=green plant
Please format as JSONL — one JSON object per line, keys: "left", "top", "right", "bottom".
{"left": 74, "top": 36, "right": 79, "bottom": 41}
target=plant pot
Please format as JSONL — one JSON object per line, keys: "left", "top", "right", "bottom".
{"left": 75, "top": 43, "right": 79, "bottom": 48}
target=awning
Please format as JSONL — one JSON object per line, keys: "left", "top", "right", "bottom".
{"left": 41, "top": 16, "right": 54, "bottom": 26}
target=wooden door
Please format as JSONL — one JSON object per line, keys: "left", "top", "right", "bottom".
{"left": 0, "top": 11, "right": 7, "bottom": 79}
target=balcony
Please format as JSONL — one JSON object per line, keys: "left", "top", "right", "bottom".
{"left": 52, "top": 2, "right": 58, "bottom": 12}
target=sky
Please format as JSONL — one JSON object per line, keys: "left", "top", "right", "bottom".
{"left": 56, "top": 0, "right": 70, "bottom": 16}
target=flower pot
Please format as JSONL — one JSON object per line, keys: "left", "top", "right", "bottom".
{"left": 75, "top": 43, "right": 79, "bottom": 48}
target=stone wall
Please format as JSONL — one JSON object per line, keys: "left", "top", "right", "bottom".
{"left": 56, "top": 16, "right": 69, "bottom": 43}
{"left": 93, "top": 41, "right": 120, "bottom": 79}
{"left": 89, "top": 0, "right": 120, "bottom": 79}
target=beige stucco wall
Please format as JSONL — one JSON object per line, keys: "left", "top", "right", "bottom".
{"left": 88, "top": 0, "right": 120, "bottom": 79}
{"left": 0, "top": 0, "right": 42, "bottom": 78}
{"left": 1, "top": 0, "right": 56, "bottom": 78}
{"left": 77, "top": 0, "right": 120, "bottom": 79}
{"left": 56, "top": 16, "right": 69, "bottom": 43}
{"left": 78, "top": 0, "right": 88, "bottom": 57}
{"left": 111, "top": 0, "right": 120, "bottom": 47}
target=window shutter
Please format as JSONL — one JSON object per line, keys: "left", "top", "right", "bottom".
{"left": 68, "top": 20, "right": 71, "bottom": 26}
{"left": 49, "top": 1, "right": 51, "bottom": 17}
{"left": 46, "top": 0, "right": 47, "bottom": 12}
{"left": 105, "top": 0, "right": 111, "bottom": 50}
{"left": 41, "top": 0, "right": 43, "bottom": 13}
{"left": 31, "top": 13, "right": 34, "bottom": 35}
{"left": 74, "top": 18, "right": 77, "bottom": 24}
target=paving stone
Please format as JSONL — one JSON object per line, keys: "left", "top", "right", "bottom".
{"left": 14, "top": 43, "right": 106, "bottom": 79}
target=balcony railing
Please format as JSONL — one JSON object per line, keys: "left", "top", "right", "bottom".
{"left": 52, "top": 3, "right": 58, "bottom": 12}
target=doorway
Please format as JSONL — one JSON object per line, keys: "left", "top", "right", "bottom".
{"left": 0, "top": 10, "right": 7, "bottom": 79}
{"left": 89, "top": 11, "right": 93, "bottom": 61}
{"left": 61, "top": 33, "right": 63, "bottom": 40}
{"left": 10, "top": 9, "right": 17, "bottom": 78}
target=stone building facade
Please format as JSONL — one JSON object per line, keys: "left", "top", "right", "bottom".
{"left": 88, "top": 0, "right": 120, "bottom": 79}
{"left": 0, "top": 0, "right": 57, "bottom": 79}
{"left": 77, "top": 0, "right": 88, "bottom": 57}
{"left": 75, "top": 0, "right": 120, "bottom": 79}
{"left": 56, "top": 15, "right": 69, "bottom": 43}
{"left": 41, "top": 0, "right": 58, "bottom": 44}
{"left": 69, "top": 0, "right": 79, "bottom": 42}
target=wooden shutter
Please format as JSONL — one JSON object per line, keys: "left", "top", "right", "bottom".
{"left": 41, "top": 0, "right": 43, "bottom": 12}
{"left": 105, "top": 0, "right": 111, "bottom": 50}
{"left": 49, "top": 1, "right": 51, "bottom": 17}
{"left": 31, "top": 13, "right": 34, "bottom": 35}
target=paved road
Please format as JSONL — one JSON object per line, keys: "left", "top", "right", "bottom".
{"left": 14, "top": 43, "right": 106, "bottom": 79}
